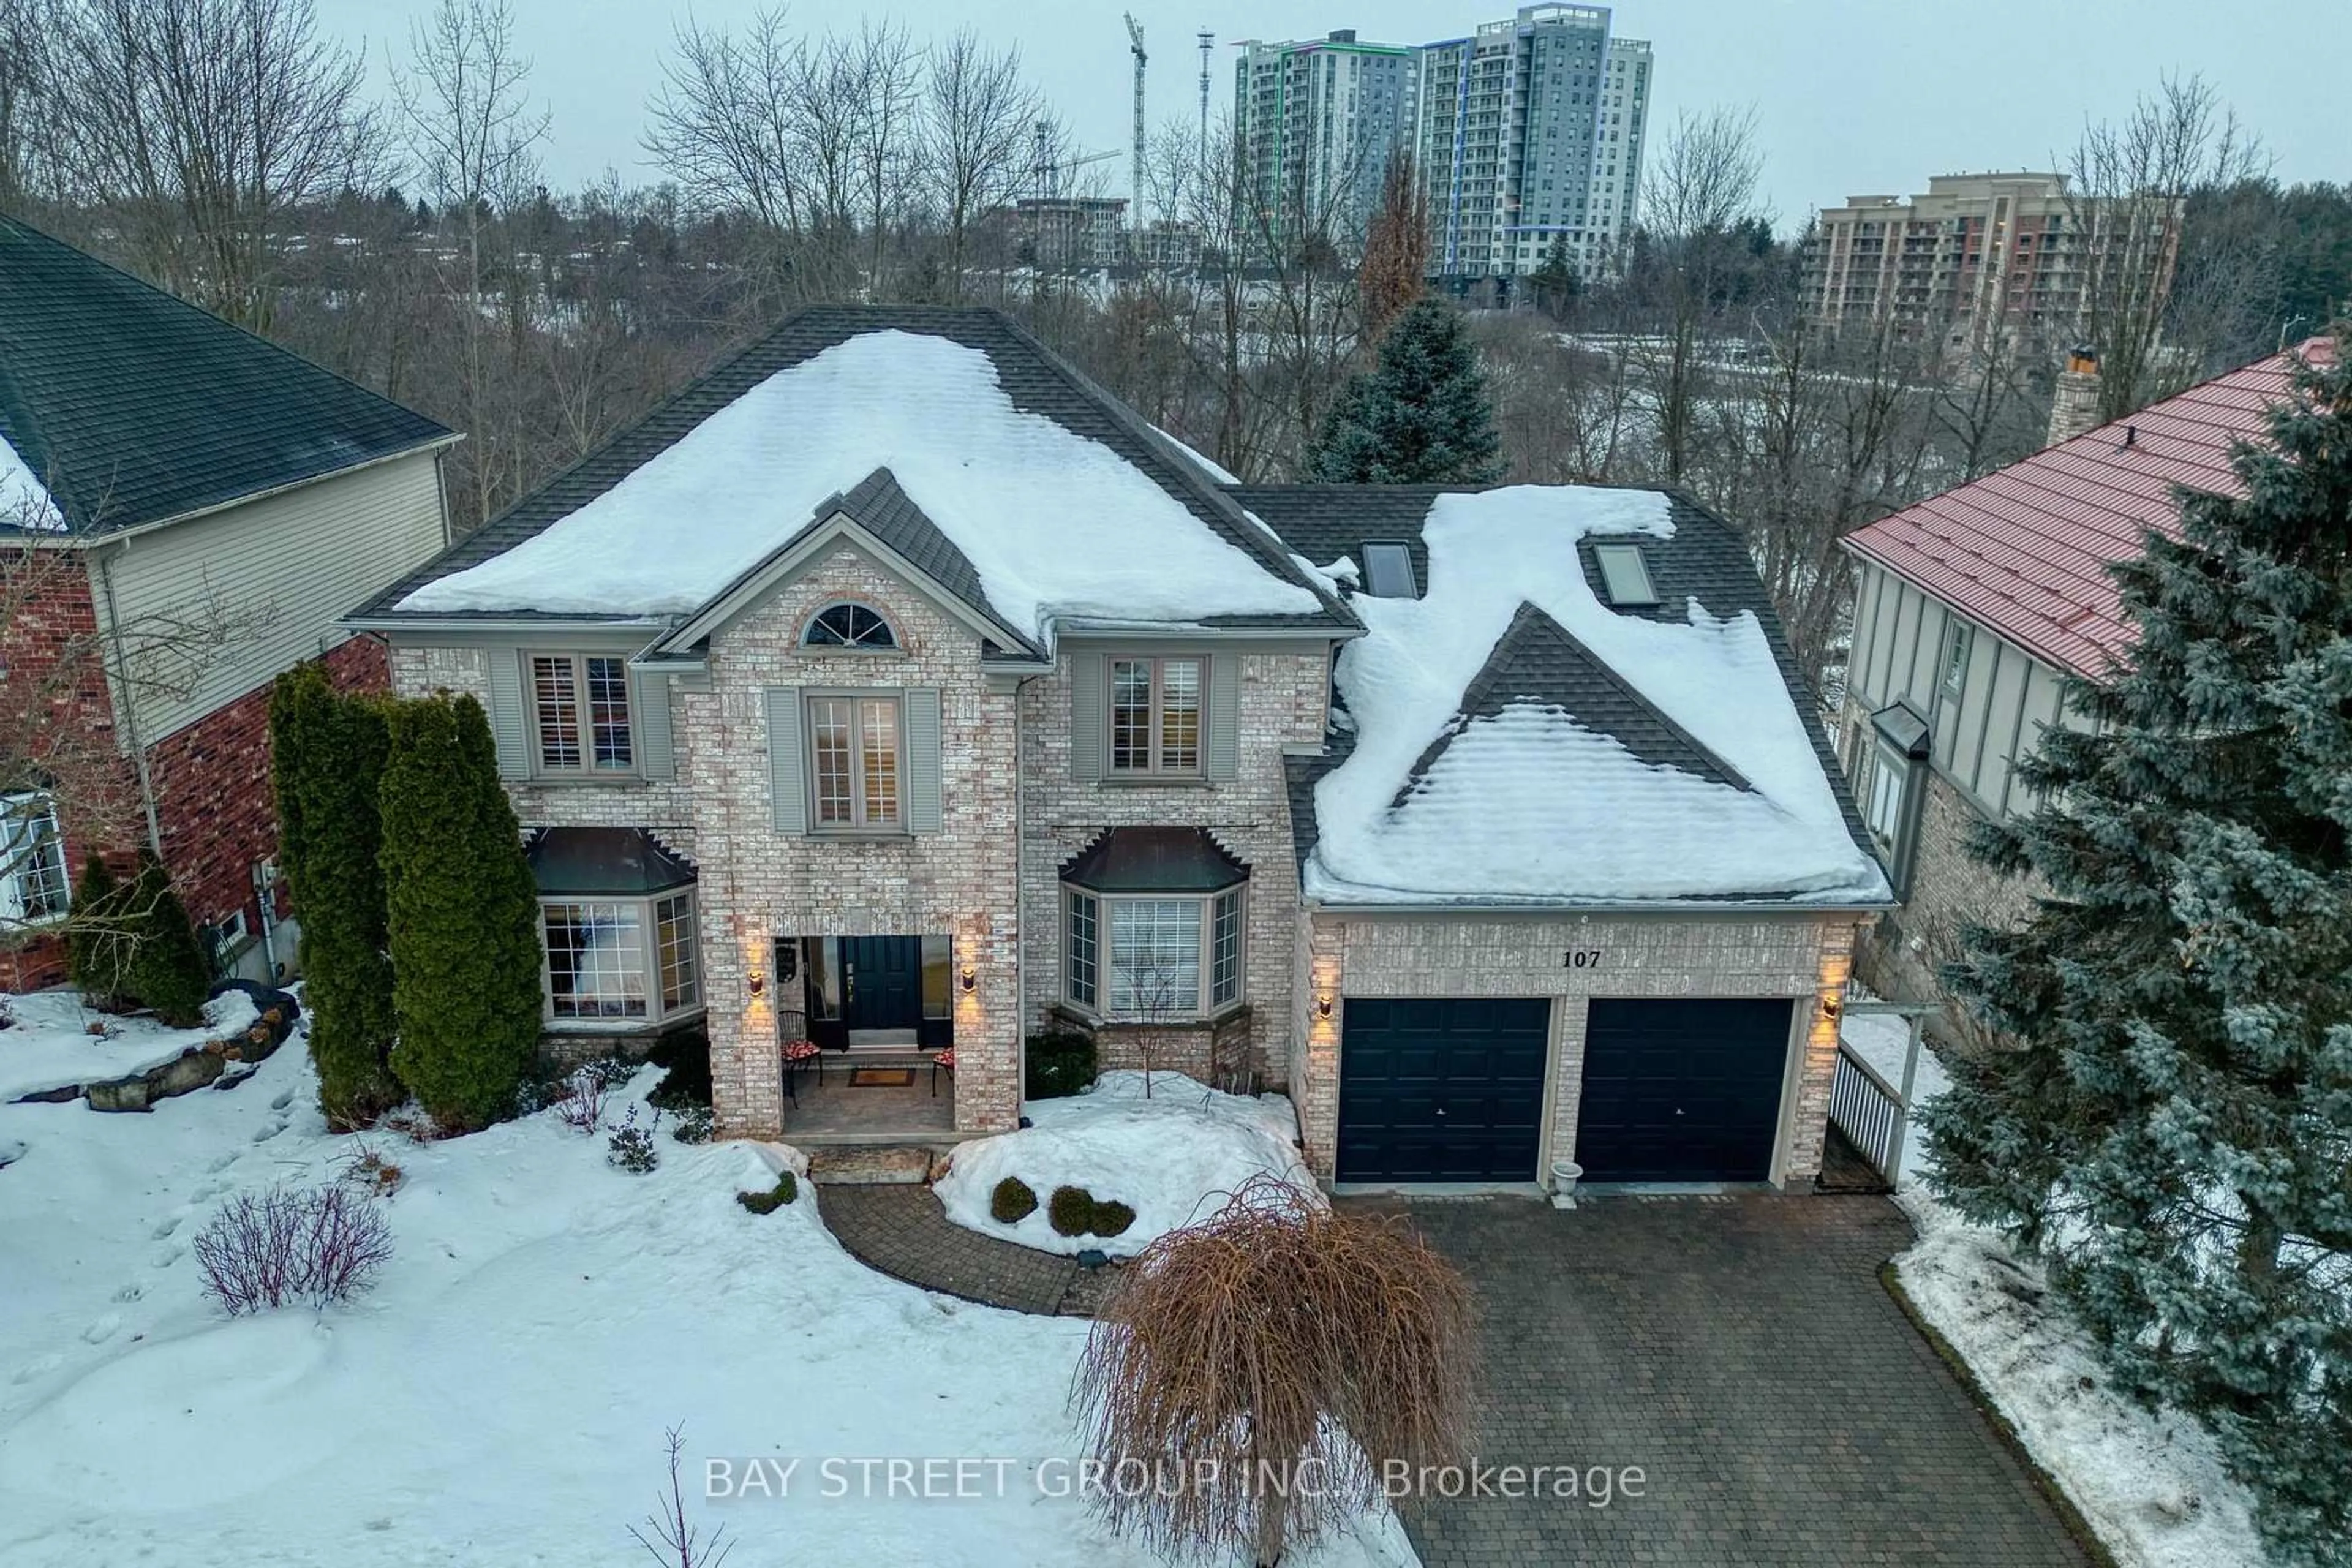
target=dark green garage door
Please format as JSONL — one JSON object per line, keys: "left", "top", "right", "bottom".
{"left": 1337, "top": 998, "right": 1551, "bottom": 1182}
{"left": 1575, "top": 998, "right": 1794, "bottom": 1182}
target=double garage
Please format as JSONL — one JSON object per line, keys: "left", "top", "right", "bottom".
{"left": 1335, "top": 995, "right": 1798, "bottom": 1184}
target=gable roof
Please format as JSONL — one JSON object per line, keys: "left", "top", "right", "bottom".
{"left": 1843, "top": 339, "right": 2335, "bottom": 680}
{"left": 360, "top": 307, "right": 1354, "bottom": 641}
{"left": 0, "top": 215, "right": 452, "bottom": 537}
{"left": 1258, "top": 483, "right": 1888, "bottom": 909}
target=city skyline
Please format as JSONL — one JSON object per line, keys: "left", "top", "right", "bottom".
{"left": 311, "top": 0, "right": 2340, "bottom": 235}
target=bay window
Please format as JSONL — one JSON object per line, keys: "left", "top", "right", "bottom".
{"left": 540, "top": 889, "right": 700, "bottom": 1025}
{"left": 1063, "top": 886, "right": 1245, "bottom": 1019}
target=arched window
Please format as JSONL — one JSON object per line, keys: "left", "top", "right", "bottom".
{"left": 803, "top": 602, "right": 897, "bottom": 649}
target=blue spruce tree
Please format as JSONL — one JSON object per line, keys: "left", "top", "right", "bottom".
{"left": 1921, "top": 334, "right": 2352, "bottom": 1561}
{"left": 1307, "top": 300, "right": 1504, "bottom": 485}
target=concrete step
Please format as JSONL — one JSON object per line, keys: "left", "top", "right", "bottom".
{"left": 806, "top": 1144, "right": 943, "bottom": 1186}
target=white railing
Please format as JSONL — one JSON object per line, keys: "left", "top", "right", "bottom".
{"left": 1828, "top": 1000, "right": 1932, "bottom": 1188}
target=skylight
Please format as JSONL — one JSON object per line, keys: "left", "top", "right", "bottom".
{"left": 1361, "top": 541, "right": 1419, "bottom": 598}
{"left": 1591, "top": 541, "right": 1658, "bottom": 606}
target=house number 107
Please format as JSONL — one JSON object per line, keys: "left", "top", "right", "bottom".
{"left": 1564, "top": 949, "right": 1603, "bottom": 968}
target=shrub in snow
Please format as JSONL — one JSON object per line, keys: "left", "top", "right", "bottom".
{"left": 1076, "top": 1174, "right": 1474, "bottom": 1566}
{"left": 670, "top": 1104, "right": 714, "bottom": 1144}
{"left": 1023, "top": 1029, "right": 1096, "bottom": 1099}
{"left": 192, "top": 1182, "right": 394, "bottom": 1314}
{"left": 1923, "top": 336, "right": 2352, "bottom": 1563}
{"left": 1091, "top": 1200, "right": 1136, "bottom": 1238}
{"left": 122, "top": 854, "right": 211, "bottom": 1028}
{"left": 606, "top": 1106, "right": 660, "bottom": 1172}
{"left": 270, "top": 664, "right": 401, "bottom": 1125}
{"left": 990, "top": 1177, "right": 1038, "bottom": 1224}
{"left": 647, "top": 1031, "right": 714, "bottom": 1111}
{"left": 380, "top": 694, "right": 543, "bottom": 1133}
{"left": 553, "top": 1066, "right": 610, "bottom": 1134}
{"left": 337, "top": 1140, "right": 404, "bottom": 1197}
{"left": 66, "top": 851, "right": 134, "bottom": 1011}
{"left": 737, "top": 1172, "right": 796, "bottom": 1213}
{"left": 1047, "top": 1184, "right": 1097, "bottom": 1238}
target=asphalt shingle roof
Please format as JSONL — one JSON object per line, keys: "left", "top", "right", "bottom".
{"left": 0, "top": 215, "right": 451, "bottom": 536}
{"left": 360, "top": 306, "right": 1352, "bottom": 630}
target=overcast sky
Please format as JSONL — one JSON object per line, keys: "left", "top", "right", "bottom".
{"left": 318, "top": 0, "right": 2340, "bottom": 231}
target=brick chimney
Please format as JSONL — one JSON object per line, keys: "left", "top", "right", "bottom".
{"left": 2046, "top": 347, "right": 2102, "bottom": 447}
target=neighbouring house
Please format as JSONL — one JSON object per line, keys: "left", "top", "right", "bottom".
{"left": 1834, "top": 337, "right": 2335, "bottom": 1033}
{"left": 0, "top": 215, "right": 458, "bottom": 990}
{"left": 349, "top": 305, "right": 1890, "bottom": 1190}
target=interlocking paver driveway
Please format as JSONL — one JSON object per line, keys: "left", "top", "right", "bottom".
{"left": 1347, "top": 1193, "right": 2089, "bottom": 1568}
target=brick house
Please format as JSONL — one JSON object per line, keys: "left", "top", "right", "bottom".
{"left": 0, "top": 215, "right": 457, "bottom": 990}
{"left": 350, "top": 306, "right": 1890, "bottom": 1191}
{"left": 1834, "top": 339, "right": 2334, "bottom": 1033}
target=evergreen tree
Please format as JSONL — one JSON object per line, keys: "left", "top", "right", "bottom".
{"left": 1921, "top": 333, "right": 2352, "bottom": 1561}
{"left": 270, "top": 664, "right": 400, "bottom": 1125}
{"left": 64, "top": 851, "right": 132, "bottom": 1009}
{"left": 1306, "top": 300, "right": 1504, "bottom": 486}
{"left": 121, "top": 854, "right": 210, "bottom": 1028}
{"left": 379, "top": 693, "right": 543, "bottom": 1133}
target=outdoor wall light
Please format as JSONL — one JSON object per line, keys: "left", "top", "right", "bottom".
{"left": 748, "top": 973, "right": 765, "bottom": 997}
{"left": 1820, "top": 992, "right": 1841, "bottom": 1021}
{"left": 960, "top": 963, "right": 977, "bottom": 995}
{"left": 1316, "top": 993, "right": 1333, "bottom": 1020}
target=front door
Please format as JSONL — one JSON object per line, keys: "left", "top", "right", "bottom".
{"left": 843, "top": 937, "right": 923, "bottom": 1034}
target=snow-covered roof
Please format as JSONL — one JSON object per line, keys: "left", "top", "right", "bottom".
{"left": 1255, "top": 485, "right": 1891, "bottom": 908}
{"left": 380, "top": 312, "right": 1343, "bottom": 643}
{"left": 0, "top": 433, "right": 62, "bottom": 532}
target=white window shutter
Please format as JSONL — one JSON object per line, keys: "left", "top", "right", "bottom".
{"left": 636, "top": 671, "right": 676, "bottom": 781}
{"left": 1069, "top": 651, "right": 1105, "bottom": 782}
{"left": 764, "top": 687, "right": 805, "bottom": 834}
{"left": 485, "top": 649, "right": 530, "bottom": 779}
{"left": 905, "top": 687, "right": 943, "bottom": 833}
{"left": 1206, "top": 654, "right": 1240, "bottom": 781}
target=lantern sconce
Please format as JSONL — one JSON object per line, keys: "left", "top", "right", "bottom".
{"left": 748, "top": 972, "right": 766, "bottom": 998}
{"left": 1820, "top": 992, "right": 1841, "bottom": 1022}
{"left": 1316, "top": 992, "right": 1333, "bottom": 1020}
{"left": 960, "top": 962, "right": 978, "bottom": 995}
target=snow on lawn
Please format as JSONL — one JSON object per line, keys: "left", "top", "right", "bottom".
{"left": 937, "top": 1071, "right": 1313, "bottom": 1260}
{"left": 397, "top": 330, "right": 1321, "bottom": 639}
{"left": 1847, "top": 1012, "right": 2272, "bottom": 1568}
{"left": 0, "top": 1044, "right": 1414, "bottom": 1568}
{"left": 1, "top": 989, "right": 258, "bottom": 1102}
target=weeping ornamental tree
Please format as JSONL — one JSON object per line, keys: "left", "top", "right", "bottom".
{"left": 1306, "top": 300, "right": 1504, "bottom": 486}
{"left": 379, "top": 693, "right": 542, "bottom": 1132}
{"left": 270, "top": 664, "right": 400, "bottom": 1125}
{"left": 1921, "top": 334, "right": 2352, "bottom": 1561}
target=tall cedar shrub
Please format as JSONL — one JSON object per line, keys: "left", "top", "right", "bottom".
{"left": 65, "top": 851, "right": 132, "bottom": 1008}
{"left": 1306, "top": 300, "right": 1504, "bottom": 486}
{"left": 122, "top": 854, "right": 210, "bottom": 1027}
{"left": 379, "top": 694, "right": 543, "bottom": 1133}
{"left": 270, "top": 665, "right": 401, "bottom": 1125}
{"left": 1921, "top": 333, "right": 2352, "bottom": 1562}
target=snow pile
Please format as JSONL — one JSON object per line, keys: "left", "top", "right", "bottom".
{"left": 399, "top": 331, "right": 1321, "bottom": 639}
{"left": 1308, "top": 486, "right": 1889, "bottom": 905}
{"left": 0, "top": 433, "right": 64, "bottom": 532}
{"left": 0, "top": 989, "right": 259, "bottom": 1102}
{"left": 937, "top": 1071, "right": 1313, "bottom": 1259}
{"left": 0, "top": 1049, "right": 1411, "bottom": 1567}
{"left": 1846, "top": 1011, "right": 2272, "bottom": 1568}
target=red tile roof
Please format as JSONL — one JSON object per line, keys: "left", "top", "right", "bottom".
{"left": 1844, "top": 337, "right": 2336, "bottom": 680}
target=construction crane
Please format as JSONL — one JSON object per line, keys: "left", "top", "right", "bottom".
{"left": 1196, "top": 29, "right": 1214, "bottom": 165}
{"left": 1123, "top": 13, "right": 1147, "bottom": 231}
{"left": 1029, "top": 120, "right": 1120, "bottom": 202}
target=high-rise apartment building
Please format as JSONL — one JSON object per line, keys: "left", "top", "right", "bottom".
{"left": 1801, "top": 172, "right": 2184, "bottom": 353}
{"left": 1415, "top": 5, "right": 1653, "bottom": 293}
{"left": 1233, "top": 31, "right": 1419, "bottom": 247}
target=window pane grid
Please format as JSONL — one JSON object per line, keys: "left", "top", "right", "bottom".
{"left": 1066, "top": 891, "right": 1098, "bottom": 1006}
{"left": 1110, "top": 660, "right": 1152, "bottom": 771}
{"left": 587, "top": 657, "right": 633, "bottom": 769}
{"left": 1109, "top": 898, "right": 1202, "bottom": 1017}
{"left": 655, "top": 893, "right": 698, "bottom": 1011}
{"left": 543, "top": 901, "right": 648, "bottom": 1019}
{"left": 1159, "top": 659, "right": 1202, "bottom": 772}
{"left": 811, "top": 698, "right": 853, "bottom": 824}
{"left": 1211, "top": 890, "right": 1242, "bottom": 1006}
{"left": 861, "top": 700, "right": 900, "bottom": 825}
{"left": 1, "top": 793, "right": 69, "bottom": 922}
{"left": 532, "top": 656, "right": 581, "bottom": 769}
{"left": 1107, "top": 657, "right": 1205, "bottom": 775}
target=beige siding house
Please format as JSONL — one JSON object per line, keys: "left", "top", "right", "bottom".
{"left": 352, "top": 306, "right": 1890, "bottom": 1193}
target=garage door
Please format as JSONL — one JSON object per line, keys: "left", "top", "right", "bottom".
{"left": 1337, "top": 998, "right": 1551, "bottom": 1182}
{"left": 1575, "top": 998, "right": 1793, "bottom": 1182}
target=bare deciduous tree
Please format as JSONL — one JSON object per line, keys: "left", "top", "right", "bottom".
{"left": 920, "top": 30, "right": 1037, "bottom": 303}
{"left": 1632, "top": 105, "right": 1766, "bottom": 483}
{"left": 1357, "top": 147, "right": 1428, "bottom": 345}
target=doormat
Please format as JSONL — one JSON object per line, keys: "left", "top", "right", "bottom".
{"left": 848, "top": 1068, "right": 916, "bottom": 1088}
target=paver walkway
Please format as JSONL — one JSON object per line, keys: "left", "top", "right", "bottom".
{"left": 1351, "top": 1192, "right": 2090, "bottom": 1568}
{"left": 818, "top": 1182, "right": 1119, "bottom": 1317}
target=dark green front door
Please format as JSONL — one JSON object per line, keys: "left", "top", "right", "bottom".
{"left": 843, "top": 937, "right": 923, "bottom": 1031}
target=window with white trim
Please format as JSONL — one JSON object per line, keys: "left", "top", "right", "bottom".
{"left": 804, "top": 602, "right": 897, "bottom": 649}
{"left": 1062, "top": 886, "right": 1245, "bottom": 1019}
{"left": 0, "top": 791, "right": 69, "bottom": 925}
{"left": 1864, "top": 741, "right": 1908, "bottom": 851}
{"left": 1109, "top": 656, "right": 1203, "bottom": 775}
{"left": 530, "top": 654, "right": 633, "bottom": 774}
{"left": 540, "top": 891, "right": 700, "bottom": 1023}
{"left": 807, "top": 694, "right": 902, "bottom": 829}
